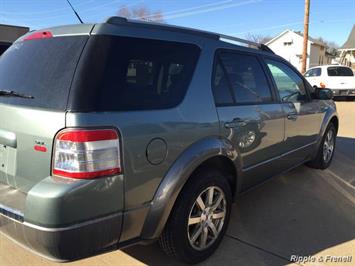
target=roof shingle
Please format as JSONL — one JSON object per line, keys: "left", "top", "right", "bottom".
{"left": 341, "top": 25, "right": 355, "bottom": 50}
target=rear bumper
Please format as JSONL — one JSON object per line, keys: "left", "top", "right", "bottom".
{"left": 332, "top": 89, "right": 355, "bottom": 96}
{"left": 0, "top": 211, "right": 122, "bottom": 261}
{"left": 0, "top": 173, "right": 125, "bottom": 260}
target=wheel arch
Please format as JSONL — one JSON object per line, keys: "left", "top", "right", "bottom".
{"left": 314, "top": 109, "right": 339, "bottom": 157}
{"left": 329, "top": 116, "right": 339, "bottom": 133}
{"left": 191, "top": 155, "right": 237, "bottom": 198}
{"left": 140, "top": 137, "right": 239, "bottom": 240}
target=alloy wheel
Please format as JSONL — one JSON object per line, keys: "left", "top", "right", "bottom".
{"left": 323, "top": 129, "right": 335, "bottom": 163}
{"left": 187, "top": 186, "right": 227, "bottom": 251}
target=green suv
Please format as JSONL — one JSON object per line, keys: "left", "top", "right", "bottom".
{"left": 0, "top": 17, "right": 338, "bottom": 264}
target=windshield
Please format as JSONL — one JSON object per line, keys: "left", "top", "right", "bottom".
{"left": 327, "top": 66, "right": 354, "bottom": 77}
{"left": 0, "top": 36, "right": 87, "bottom": 110}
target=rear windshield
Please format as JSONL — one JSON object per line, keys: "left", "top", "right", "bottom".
{"left": 69, "top": 35, "right": 201, "bottom": 111}
{"left": 0, "top": 36, "right": 87, "bottom": 110}
{"left": 327, "top": 66, "right": 354, "bottom": 76}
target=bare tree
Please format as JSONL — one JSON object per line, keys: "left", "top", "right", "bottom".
{"left": 117, "top": 5, "right": 131, "bottom": 18}
{"left": 131, "top": 6, "right": 150, "bottom": 20}
{"left": 117, "top": 5, "right": 165, "bottom": 23}
{"left": 151, "top": 11, "right": 164, "bottom": 22}
{"left": 315, "top": 37, "right": 339, "bottom": 55}
{"left": 245, "top": 33, "right": 272, "bottom": 44}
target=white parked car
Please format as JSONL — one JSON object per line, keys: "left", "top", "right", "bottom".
{"left": 305, "top": 65, "right": 355, "bottom": 97}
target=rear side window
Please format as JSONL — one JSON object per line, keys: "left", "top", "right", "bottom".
{"left": 327, "top": 67, "right": 354, "bottom": 76}
{"left": 70, "top": 36, "right": 200, "bottom": 111}
{"left": 0, "top": 36, "right": 87, "bottom": 110}
{"left": 218, "top": 52, "right": 273, "bottom": 104}
{"left": 212, "top": 61, "right": 234, "bottom": 105}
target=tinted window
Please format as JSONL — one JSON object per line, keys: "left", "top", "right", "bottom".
{"left": 304, "top": 70, "right": 312, "bottom": 77}
{"left": 327, "top": 66, "right": 354, "bottom": 76}
{"left": 266, "top": 59, "right": 307, "bottom": 103}
{"left": 219, "top": 53, "right": 272, "bottom": 104}
{"left": 0, "top": 43, "right": 11, "bottom": 55}
{"left": 212, "top": 61, "right": 234, "bottom": 105}
{"left": 0, "top": 36, "right": 87, "bottom": 110}
{"left": 305, "top": 68, "right": 321, "bottom": 77}
{"left": 70, "top": 36, "right": 200, "bottom": 111}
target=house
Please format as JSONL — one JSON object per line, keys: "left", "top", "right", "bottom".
{"left": 339, "top": 25, "right": 355, "bottom": 70}
{"left": 265, "top": 29, "right": 329, "bottom": 72}
{"left": 0, "top": 24, "right": 29, "bottom": 55}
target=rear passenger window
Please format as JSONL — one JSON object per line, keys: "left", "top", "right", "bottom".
{"left": 126, "top": 60, "right": 185, "bottom": 94}
{"left": 212, "top": 62, "right": 234, "bottom": 105}
{"left": 327, "top": 66, "right": 354, "bottom": 76}
{"left": 219, "top": 52, "right": 273, "bottom": 104}
{"left": 73, "top": 36, "right": 200, "bottom": 111}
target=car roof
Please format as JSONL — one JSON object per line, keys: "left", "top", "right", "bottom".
{"left": 103, "top": 17, "right": 275, "bottom": 53}
{"left": 19, "top": 17, "right": 280, "bottom": 58}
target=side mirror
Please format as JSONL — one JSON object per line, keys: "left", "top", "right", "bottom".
{"left": 315, "top": 88, "right": 333, "bottom": 100}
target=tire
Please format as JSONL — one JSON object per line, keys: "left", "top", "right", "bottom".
{"left": 307, "top": 123, "right": 336, "bottom": 169}
{"left": 159, "top": 168, "right": 232, "bottom": 264}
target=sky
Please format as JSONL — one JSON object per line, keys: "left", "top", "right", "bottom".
{"left": 0, "top": 0, "right": 354, "bottom": 46}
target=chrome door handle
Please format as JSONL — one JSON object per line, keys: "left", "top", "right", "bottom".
{"left": 224, "top": 119, "right": 247, "bottom": 128}
{"left": 287, "top": 113, "right": 298, "bottom": 121}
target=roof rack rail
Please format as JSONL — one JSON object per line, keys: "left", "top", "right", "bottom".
{"left": 105, "top": 16, "right": 274, "bottom": 54}
{"left": 218, "top": 34, "right": 274, "bottom": 53}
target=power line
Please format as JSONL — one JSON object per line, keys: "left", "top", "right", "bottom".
{"left": 0, "top": 0, "right": 94, "bottom": 15}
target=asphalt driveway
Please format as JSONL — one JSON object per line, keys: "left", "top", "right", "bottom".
{"left": 1, "top": 102, "right": 354, "bottom": 266}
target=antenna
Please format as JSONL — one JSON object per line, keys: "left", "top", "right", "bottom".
{"left": 66, "top": 0, "right": 84, "bottom": 24}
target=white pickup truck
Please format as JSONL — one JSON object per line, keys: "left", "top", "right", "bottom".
{"left": 305, "top": 65, "right": 355, "bottom": 98}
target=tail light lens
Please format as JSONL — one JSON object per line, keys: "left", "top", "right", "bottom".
{"left": 52, "top": 129, "right": 121, "bottom": 179}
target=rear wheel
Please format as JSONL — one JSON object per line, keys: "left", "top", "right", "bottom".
{"left": 307, "top": 123, "right": 336, "bottom": 169}
{"left": 159, "top": 168, "right": 232, "bottom": 264}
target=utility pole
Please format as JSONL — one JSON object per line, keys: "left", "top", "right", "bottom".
{"left": 301, "top": 0, "right": 310, "bottom": 74}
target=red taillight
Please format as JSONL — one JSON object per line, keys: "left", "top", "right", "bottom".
{"left": 52, "top": 129, "right": 121, "bottom": 179}
{"left": 23, "top": 31, "right": 53, "bottom": 41}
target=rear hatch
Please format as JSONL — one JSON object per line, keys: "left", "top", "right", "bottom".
{"left": 0, "top": 30, "right": 88, "bottom": 192}
{"left": 326, "top": 66, "right": 355, "bottom": 89}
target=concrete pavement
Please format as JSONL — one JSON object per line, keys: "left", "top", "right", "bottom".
{"left": 1, "top": 102, "right": 354, "bottom": 266}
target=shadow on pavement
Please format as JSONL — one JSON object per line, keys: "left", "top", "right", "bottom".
{"left": 123, "top": 136, "right": 355, "bottom": 265}
{"left": 329, "top": 136, "right": 355, "bottom": 186}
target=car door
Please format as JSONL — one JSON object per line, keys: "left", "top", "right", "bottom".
{"left": 264, "top": 58, "right": 322, "bottom": 166}
{"left": 212, "top": 50, "right": 285, "bottom": 190}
